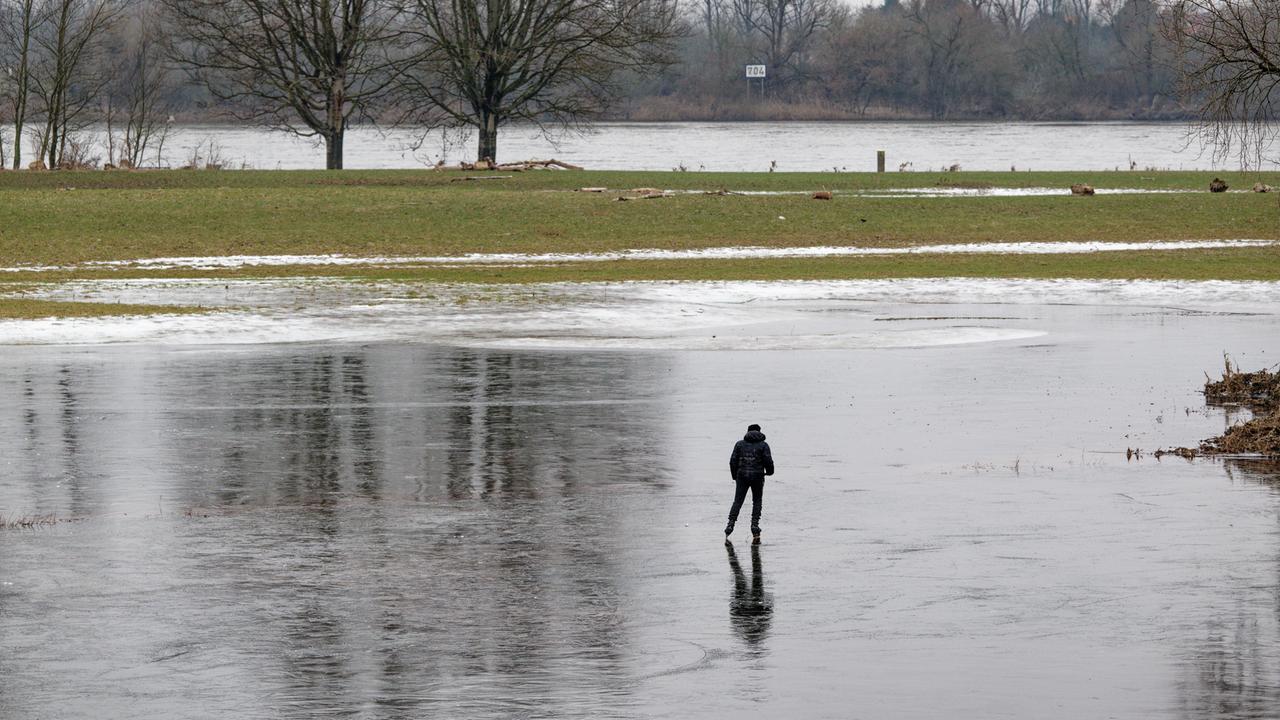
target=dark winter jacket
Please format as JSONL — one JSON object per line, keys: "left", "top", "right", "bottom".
{"left": 730, "top": 430, "right": 775, "bottom": 481}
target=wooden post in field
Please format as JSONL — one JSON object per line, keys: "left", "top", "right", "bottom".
{"left": 877, "top": 150, "right": 886, "bottom": 173}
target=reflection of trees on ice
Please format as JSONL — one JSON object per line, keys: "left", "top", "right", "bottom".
{"left": 1179, "top": 610, "right": 1280, "bottom": 719}
{"left": 0, "top": 345, "right": 679, "bottom": 716}
{"left": 1178, "top": 461, "right": 1280, "bottom": 719}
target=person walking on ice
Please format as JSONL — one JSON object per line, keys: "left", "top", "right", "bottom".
{"left": 726, "top": 423, "right": 774, "bottom": 544}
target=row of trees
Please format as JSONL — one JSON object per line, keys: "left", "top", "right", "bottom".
{"left": 0, "top": 0, "right": 127, "bottom": 169}
{"left": 673, "top": 0, "right": 1178, "bottom": 119}
{"left": 656, "top": 0, "right": 1278, "bottom": 163}
{"left": 0, "top": 0, "right": 1274, "bottom": 166}
{"left": 0, "top": 0, "right": 681, "bottom": 168}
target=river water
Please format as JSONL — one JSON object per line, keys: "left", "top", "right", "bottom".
{"left": 131, "top": 121, "right": 1274, "bottom": 172}
{"left": 1, "top": 279, "right": 1279, "bottom": 718}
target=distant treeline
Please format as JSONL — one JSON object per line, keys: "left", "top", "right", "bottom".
{"left": 621, "top": 0, "right": 1185, "bottom": 121}
{"left": 0, "top": 0, "right": 1189, "bottom": 150}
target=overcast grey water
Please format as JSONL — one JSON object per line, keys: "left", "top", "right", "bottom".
{"left": 2, "top": 285, "right": 1279, "bottom": 718}
{"left": 139, "top": 121, "right": 1276, "bottom": 171}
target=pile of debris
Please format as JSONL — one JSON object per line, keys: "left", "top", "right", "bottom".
{"left": 1204, "top": 356, "right": 1280, "bottom": 409}
{"left": 1158, "top": 356, "right": 1280, "bottom": 458}
{"left": 1199, "top": 414, "right": 1280, "bottom": 455}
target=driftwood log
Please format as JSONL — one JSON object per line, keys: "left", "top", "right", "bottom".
{"left": 449, "top": 175, "right": 514, "bottom": 182}
{"left": 615, "top": 191, "right": 668, "bottom": 201}
{"left": 438, "top": 158, "right": 584, "bottom": 172}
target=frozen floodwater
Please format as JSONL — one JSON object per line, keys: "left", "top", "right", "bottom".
{"left": 1, "top": 279, "right": 1279, "bottom": 718}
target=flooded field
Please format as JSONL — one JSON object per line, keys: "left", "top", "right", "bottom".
{"left": 2, "top": 280, "right": 1279, "bottom": 718}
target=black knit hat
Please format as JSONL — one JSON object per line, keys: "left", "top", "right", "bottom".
{"left": 747, "top": 423, "right": 761, "bottom": 432}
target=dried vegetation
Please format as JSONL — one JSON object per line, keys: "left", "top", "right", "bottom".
{"left": 1203, "top": 356, "right": 1280, "bottom": 410}
{"left": 1198, "top": 357, "right": 1280, "bottom": 455}
{"left": 0, "top": 514, "right": 74, "bottom": 530}
{"left": 1161, "top": 356, "right": 1280, "bottom": 457}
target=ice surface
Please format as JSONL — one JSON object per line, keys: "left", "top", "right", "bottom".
{"left": 1, "top": 290, "right": 1279, "bottom": 719}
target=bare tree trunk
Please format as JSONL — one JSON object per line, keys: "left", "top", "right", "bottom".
{"left": 162, "top": 0, "right": 411, "bottom": 172}
{"left": 11, "top": 0, "right": 36, "bottom": 169}
{"left": 32, "top": 0, "right": 118, "bottom": 169}
{"left": 477, "top": 109, "right": 498, "bottom": 163}
{"left": 44, "top": 0, "right": 70, "bottom": 169}
{"left": 407, "top": 0, "right": 681, "bottom": 166}
{"left": 326, "top": 130, "right": 345, "bottom": 169}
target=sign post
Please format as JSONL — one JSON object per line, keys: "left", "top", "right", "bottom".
{"left": 745, "top": 64, "right": 766, "bottom": 100}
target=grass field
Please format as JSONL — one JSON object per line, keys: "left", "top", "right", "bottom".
{"left": 1, "top": 168, "right": 1277, "bottom": 319}
{"left": 0, "top": 297, "right": 202, "bottom": 320}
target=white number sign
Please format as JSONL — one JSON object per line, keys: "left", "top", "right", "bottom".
{"left": 745, "top": 65, "right": 766, "bottom": 79}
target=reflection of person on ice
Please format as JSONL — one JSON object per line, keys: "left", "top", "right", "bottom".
{"left": 725, "top": 541, "right": 773, "bottom": 648}
{"left": 725, "top": 423, "right": 774, "bottom": 544}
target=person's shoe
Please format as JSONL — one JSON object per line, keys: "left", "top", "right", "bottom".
{"left": 752, "top": 533, "right": 761, "bottom": 545}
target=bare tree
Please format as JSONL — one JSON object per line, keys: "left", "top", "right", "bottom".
{"left": 105, "top": 5, "right": 173, "bottom": 168}
{"left": 990, "top": 0, "right": 1033, "bottom": 33}
{"left": 160, "top": 0, "right": 411, "bottom": 170}
{"left": 405, "top": 0, "right": 682, "bottom": 163}
{"left": 0, "top": 0, "right": 43, "bottom": 168}
{"left": 821, "top": 7, "right": 914, "bottom": 114}
{"left": 907, "top": 0, "right": 989, "bottom": 118}
{"left": 730, "top": 0, "right": 836, "bottom": 86}
{"left": 697, "top": 0, "right": 737, "bottom": 84}
{"left": 1164, "top": 0, "right": 1280, "bottom": 165}
{"left": 29, "top": 0, "right": 121, "bottom": 169}
{"left": 1102, "top": 0, "right": 1163, "bottom": 103}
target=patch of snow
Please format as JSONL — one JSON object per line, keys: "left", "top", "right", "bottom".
{"left": 851, "top": 186, "right": 1201, "bottom": 197}
{"left": 1, "top": 239, "right": 1272, "bottom": 274}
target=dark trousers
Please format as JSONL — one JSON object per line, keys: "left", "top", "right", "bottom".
{"left": 726, "top": 476, "right": 764, "bottom": 534}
